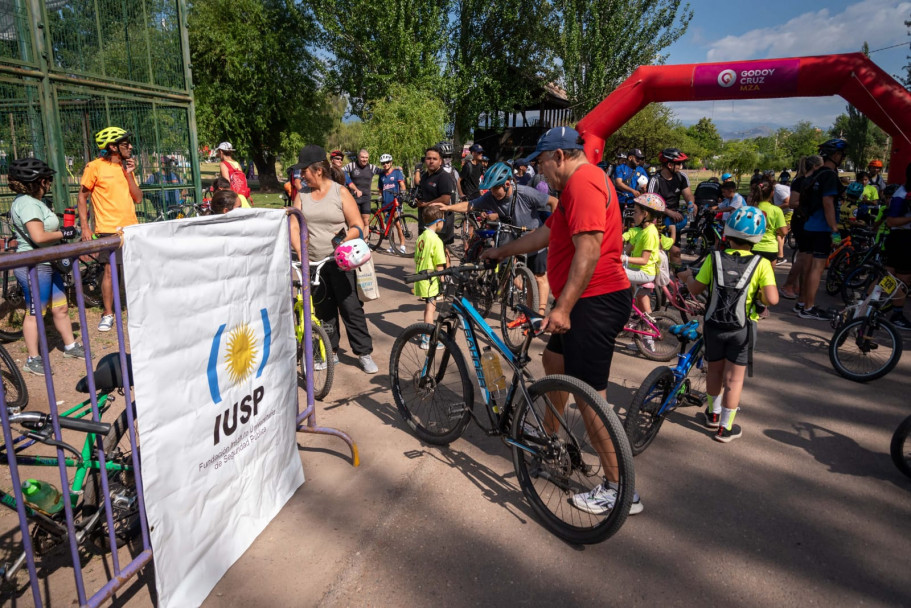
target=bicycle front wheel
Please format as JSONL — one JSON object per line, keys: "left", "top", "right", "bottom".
{"left": 499, "top": 265, "right": 539, "bottom": 353}
{"left": 0, "top": 344, "right": 27, "bottom": 410}
{"left": 299, "top": 322, "right": 334, "bottom": 400}
{"left": 890, "top": 414, "right": 911, "bottom": 480}
{"left": 828, "top": 316, "right": 902, "bottom": 382}
{"left": 389, "top": 216, "right": 416, "bottom": 256}
{"left": 390, "top": 323, "right": 474, "bottom": 445}
{"left": 634, "top": 311, "right": 681, "bottom": 362}
{"left": 624, "top": 366, "right": 675, "bottom": 455}
{"left": 511, "top": 374, "right": 635, "bottom": 544}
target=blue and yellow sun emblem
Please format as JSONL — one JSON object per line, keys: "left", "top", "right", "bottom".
{"left": 207, "top": 309, "right": 273, "bottom": 404}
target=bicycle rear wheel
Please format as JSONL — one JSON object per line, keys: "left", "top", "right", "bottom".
{"left": 500, "top": 265, "right": 539, "bottom": 353}
{"left": 299, "top": 322, "right": 334, "bottom": 400}
{"left": 840, "top": 264, "right": 877, "bottom": 305}
{"left": 389, "top": 216, "right": 417, "bottom": 256}
{"left": 825, "top": 248, "right": 852, "bottom": 295}
{"left": 366, "top": 214, "right": 385, "bottom": 250}
{"left": 390, "top": 323, "right": 474, "bottom": 445}
{"left": 634, "top": 311, "right": 680, "bottom": 362}
{"left": 84, "top": 409, "right": 141, "bottom": 553}
{"left": 0, "top": 344, "right": 27, "bottom": 410}
{"left": 624, "top": 366, "right": 675, "bottom": 455}
{"left": 0, "top": 273, "right": 26, "bottom": 342}
{"left": 828, "top": 316, "right": 902, "bottom": 382}
{"left": 890, "top": 414, "right": 911, "bottom": 480}
{"left": 511, "top": 374, "right": 635, "bottom": 544}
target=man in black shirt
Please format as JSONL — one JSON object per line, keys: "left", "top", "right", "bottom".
{"left": 344, "top": 148, "right": 382, "bottom": 226}
{"left": 417, "top": 145, "right": 457, "bottom": 243}
{"left": 460, "top": 143, "right": 484, "bottom": 200}
{"left": 647, "top": 147, "right": 694, "bottom": 243}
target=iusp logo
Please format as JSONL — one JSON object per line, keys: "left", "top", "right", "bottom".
{"left": 717, "top": 69, "right": 737, "bottom": 88}
{"left": 207, "top": 309, "right": 272, "bottom": 445}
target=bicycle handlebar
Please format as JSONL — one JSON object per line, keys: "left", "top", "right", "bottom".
{"left": 485, "top": 220, "right": 530, "bottom": 233}
{"left": 403, "top": 263, "right": 487, "bottom": 285}
{"left": 9, "top": 412, "right": 111, "bottom": 436}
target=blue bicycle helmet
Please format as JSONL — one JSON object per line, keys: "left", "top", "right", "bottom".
{"left": 845, "top": 181, "right": 865, "bottom": 200}
{"left": 724, "top": 207, "right": 766, "bottom": 243}
{"left": 721, "top": 172, "right": 733, "bottom": 182}
{"left": 479, "top": 161, "right": 513, "bottom": 190}
{"left": 818, "top": 138, "right": 847, "bottom": 158}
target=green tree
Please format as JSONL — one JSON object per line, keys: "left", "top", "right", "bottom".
{"left": 556, "top": 0, "right": 692, "bottom": 115}
{"left": 718, "top": 140, "right": 759, "bottom": 181}
{"left": 830, "top": 111, "right": 888, "bottom": 171}
{"left": 312, "top": 0, "right": 447, "bottom": 118}
{"left": 779, "top": 121, "right": 825, "bottom": 169}
{"left": 603, "top": 103, "right": 679, "bottom": 163}
{"left": 686, "top": 118, "right": 723, "bottom": 159}
{"left": 445, "top": 0, "right": 559, "bottom": 148}
{"left": 188, "top": 0, "right": 330, "bottom": 189}
{"left": 362, "top": 86, "right": 448, "bottom": 173}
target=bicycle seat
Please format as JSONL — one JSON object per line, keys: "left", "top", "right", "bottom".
{"left": 640, "top": 282, "right": 655, "bottom": 289}
{"left": 76, "top": 352, "right": 134, "bottom": 393}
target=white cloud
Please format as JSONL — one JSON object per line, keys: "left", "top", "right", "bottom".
{"left": 706, "top": 0, "right": 911, "bottom": 62}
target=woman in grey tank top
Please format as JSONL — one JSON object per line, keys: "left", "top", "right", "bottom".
{"left": 292, "top": 145, "right": 377, "bottom": 374}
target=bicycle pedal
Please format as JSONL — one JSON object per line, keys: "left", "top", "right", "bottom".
{"left": 447, "top": 403, "right": 469, "bottom": 419}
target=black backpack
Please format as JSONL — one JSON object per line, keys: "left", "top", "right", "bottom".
{"left": 794, "top": 167, "right": 836, "bottom": 221}
{"left": 704, "top": 251, "right": 761, "bottom": 331}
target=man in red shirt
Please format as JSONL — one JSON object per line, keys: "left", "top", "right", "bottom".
{"left": 482, "top": 127, "right": 639, "bottom": 516}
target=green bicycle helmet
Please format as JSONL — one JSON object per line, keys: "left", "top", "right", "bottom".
{"left": 95, "top": 126, "right": 131, "bottom": 149}
{"left": 479, "top": 162, "right": 513, "bottom": 190}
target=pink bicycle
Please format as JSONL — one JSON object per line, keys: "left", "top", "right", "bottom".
{"left": 623, "top": 290, "right": 680, "bottom": 362}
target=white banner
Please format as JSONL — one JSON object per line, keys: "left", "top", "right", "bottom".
{"left": 122, "top": 209, "right": 305, "bottom": 608}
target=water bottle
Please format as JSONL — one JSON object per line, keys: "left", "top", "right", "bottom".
{"left": 480, "top": 347, "right": 507, "bottom": 411}
{"left": 21, "top": 479, "right": 64, "bottom": 514}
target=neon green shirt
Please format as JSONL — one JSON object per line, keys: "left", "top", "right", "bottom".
{"left": 695, "top": 249, "right": 776, "bottom": 321}
{"left": 621, "top": 223, "right": 660, "bottom": 276}
{"left": 413, "top": 229, "right": 446, "bottom": 297}
{"left": 862, "top": 185, "right": 879, "bottom": 202}
{"left": 753, "top": 201, "right": 786, "bottom": 253}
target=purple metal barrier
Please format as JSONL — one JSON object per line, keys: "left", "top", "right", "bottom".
{"left": 286, "top": 208, "right": 360, "bottom": 466}
{"left": 0, "top": 236, "right": 152, "bottom": 607}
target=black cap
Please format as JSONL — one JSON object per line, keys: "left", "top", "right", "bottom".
{"left": 298, "top": 144, "right": 327, "bottom": 169}
{"left": 629, "top": 148, "right": 645, "bottom": 159}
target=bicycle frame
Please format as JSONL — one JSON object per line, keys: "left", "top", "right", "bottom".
{"left": 623, "top": 301, "right": 663, "bottom": 338}
{"left": 422, "top": 293, "right": 561, "bottom": 455}
{"left": 0, "top": 394, "right": 126, "bottom": 512}
{"left": 369, "top": 196, "right": 403, "bottom": 240}
{"left": 648, "top": 335, "right": 706, "bottom": 417}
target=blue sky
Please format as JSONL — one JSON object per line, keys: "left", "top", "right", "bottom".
{"left": 661, "top": 0, "right": 911, "bottom": 132}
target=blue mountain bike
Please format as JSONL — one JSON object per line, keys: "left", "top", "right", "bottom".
{"left": 624, "top": 320, "right": 708, "bottom": 455}
{"left": 390, "top": 264, "right": 635, "bottom": 544}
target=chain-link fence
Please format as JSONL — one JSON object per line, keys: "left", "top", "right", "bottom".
{"left": 0, "top": 0, "right": 200, "bottom": 219}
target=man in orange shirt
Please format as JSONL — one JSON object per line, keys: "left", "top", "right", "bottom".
{"left": 77, "top": 126, "right": 142, "bottom": 332}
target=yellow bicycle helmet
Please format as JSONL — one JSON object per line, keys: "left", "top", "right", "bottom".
{"left": 95, "top": 126, "right": 132, "bottom": 149}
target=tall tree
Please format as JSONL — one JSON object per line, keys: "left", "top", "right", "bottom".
{"left": 556, "top": 0, "right": 692, "bottom": 115}
{"left": 188, "top": 0, "right": 329, "bottom": 188}
{"left": 830, "top": 112, "right": 889, "bottom": 171}
{"left": 603, "top": 103, "right": 679, "bottom": 163}
{"left": 445, "top": 0, "right": 559, "bottom": 148}
{"left": 362, "top": 86, "right": 447, "bottom": 173}
{"left": 779, "top": 121, "right": 825, "bottom": 169}
{"left": 686, "top": 118, "right": 723, "bottom": 159}
{"left": 312, "top": 0, "right": 447, "bottom": 118}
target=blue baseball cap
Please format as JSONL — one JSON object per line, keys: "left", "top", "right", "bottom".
{"left": 469, "top": 143, "right": 483, "bottom": 153}
{"left": 525, "top": 127, "right": 584, "bottom": 160}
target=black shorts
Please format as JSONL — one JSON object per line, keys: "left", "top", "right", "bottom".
{"left": 357, "top": 199, "right": 372, "bottom": 215}
{"left": 526, "top": 249, "right": 547, "bottom": 275}
{"left": 94, "top": 233, "right": 123, "bottom": 265}
{"left": 799, "top": 229, "right": 831, "bottom": 258}
{"left": 545, "top": 288, "right": 631, "bottom": 392}
{"left": 704, "top": 323, "right": 752, "bottom": 366}
{"left": 753, "top": 249, "right": 777, "bottom": 262}
{"left": 885, "top": 230, "right": 911, "bottom": 274}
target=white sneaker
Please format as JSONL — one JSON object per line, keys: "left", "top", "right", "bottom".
{"left": 358, "top": 354, "right": 378, "bottom": 374}
{"left": 396, "top": 245, "right": 407, "bottom": 254}
{"left": 98, "top": 315, "right": 115, "bottom": 332}
{"left": 571, "top": 483, "right": 643, "bottom": 515}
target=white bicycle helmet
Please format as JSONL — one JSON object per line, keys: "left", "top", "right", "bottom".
{"left": 334, "top": 238, "right": 372, "bottom": 271}
{"left": 379, "top": 153, "right": 393, "bottom": 163}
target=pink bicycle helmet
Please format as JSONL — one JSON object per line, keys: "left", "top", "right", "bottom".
{"left": 633, "top": 192, "right": 666, "bottom": 214}
{"left": 334, "top": 238, "right": 371, "bottom": 271}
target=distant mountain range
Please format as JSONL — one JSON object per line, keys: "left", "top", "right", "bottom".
{"left": 720, "top": 126, "right": 774, "bottom": 141}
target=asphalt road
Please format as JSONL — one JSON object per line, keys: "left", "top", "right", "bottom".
{"left": 202, "top": 251, "right": 911, "bottom": 607}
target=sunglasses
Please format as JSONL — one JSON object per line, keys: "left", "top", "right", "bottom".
{"left": 118, "top": 141, "right": 133, "bottom": 147}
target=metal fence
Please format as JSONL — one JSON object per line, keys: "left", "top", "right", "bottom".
{"left": 0, "top": 0, "right": 201, "bottom": 219}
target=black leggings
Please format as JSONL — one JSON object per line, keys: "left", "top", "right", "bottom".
{"left": 311, "top": 262, "right": 373, "bottom": 356}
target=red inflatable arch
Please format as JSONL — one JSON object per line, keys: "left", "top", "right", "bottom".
{"left": 576, "top": 53, "right": 911, "bottom": 182}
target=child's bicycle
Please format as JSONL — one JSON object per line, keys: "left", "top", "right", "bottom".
{"left": 0, "top": 353, "right": 140, "bottom": 584}
{"left": 390, "top": 263, "right": 635, "bottom": 544}
{"left": 624, "top": 319, "right": 707, "bottom": 455}
{"left": 828, "top": 267, "right": 905, "bottom": 382}
{"left": 622, "top": 292, "right": 680, "bottom": 362}
{"left": 292, "top": 259, "right": 334, "bottom": 400}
